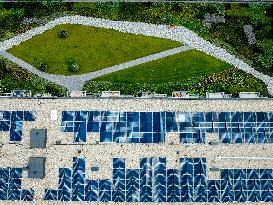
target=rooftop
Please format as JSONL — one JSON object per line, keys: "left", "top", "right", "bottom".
{"left": 0, "top": 98, "right": 272, "bottom": 204}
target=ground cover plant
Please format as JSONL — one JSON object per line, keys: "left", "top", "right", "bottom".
{"left": 7, "top": 24, "right": 181, "bottom": 75}
{"left": 95, "top": 50, "right": 232, "bottom": 84}
{"left": 0, "top": 57, "right": 67, "bottom": 96}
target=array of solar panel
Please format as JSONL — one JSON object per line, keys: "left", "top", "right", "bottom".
{"left": 0, "top": 111, "right": 36, "bottom": 142}
{"left": 61, "top": 111, "right": 273, "bottom": 144}
{"left": 44, "top": 157, "right": 273, "bottom": 202}
{"left": 0, "top": 168, "right": 34, "bottom": 201}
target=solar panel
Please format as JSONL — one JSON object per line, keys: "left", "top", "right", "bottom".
{"left": 60, "top": 111, "right": 273, "bottom": 145}
{"left": 42, "top": 156, "right": 273, "bottom": 202}
{"left": 0, "top": 167, "right": 34, "bottom": 201}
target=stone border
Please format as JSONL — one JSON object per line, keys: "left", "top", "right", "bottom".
{"left": 0, "top": 15, "right": 272, "bottom": 95}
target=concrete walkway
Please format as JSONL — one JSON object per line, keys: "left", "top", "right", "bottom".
{"left": 0, "top": 45, "right": 191, "bottom": 91}
{"left": 1, "top": 15, "right": 273, "bottom": 94}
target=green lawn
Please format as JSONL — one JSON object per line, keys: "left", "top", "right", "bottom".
{"left": 7, "top": 24, "right": 182, "bottom": 75}
{"left": 95, "top": 49, "right": 232, "bottom": 83}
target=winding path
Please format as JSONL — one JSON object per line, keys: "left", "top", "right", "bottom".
{"left": 0, "top": 15, "right": 272, "bottom": 94}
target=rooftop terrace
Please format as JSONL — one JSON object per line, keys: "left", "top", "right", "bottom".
{"left": 0, "top": 98, "right": 272, "bottom": 204}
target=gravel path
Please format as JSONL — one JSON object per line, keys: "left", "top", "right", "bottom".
{"left": 0, "top": 15, "right": 272, "bottom": 94}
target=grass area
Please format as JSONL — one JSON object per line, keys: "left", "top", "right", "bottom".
{"left": 84, "top": 68, "right": 270, "bottom": 97}
{"left": 95, "top": 49, "right": 232, "bottom": 83}
{"left": 7, "top": 24, "right": 182, "bottom": 75}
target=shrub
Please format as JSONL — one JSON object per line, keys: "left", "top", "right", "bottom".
{"left": 0, "top": 58, "right": 8, "bottom": 79}
{"left": 58, "top": 29, "right": 68, "bottom": 38}
{"left": 33, "top": 58, "right": 48, "bottom": 72}
{"left": 65, "top": 57, "right": 80, "bottom": 72}
{"left": 15, "top": 24, "right": 35, "bottom": 35}
{"left": 45, "top": 82, "right": 67, "bottom": 97}
{"left": 72, "top": 3, "right": 97, "bottom": 17}
{"left": 38, "top": 63, "right": 48, "bottom": 72}
{"left": 254, "top": 53, "right": 273, "bottom": 72}
{"left": 10, "top": 64, "right": 30, "bottom": 80}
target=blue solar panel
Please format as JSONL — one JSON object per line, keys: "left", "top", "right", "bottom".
{"left": 0, "top": 111, "right": 35, "bottom": 143}
{"left": 99, "top": 180, "right": 112, "bottom": 202}
{"left": 126, "top": 169, "right": 140, "bottom": 202}
{"left": 23, "top": 111, "right": 36, "bottom": 121}
{"left": 165, "top": 113, "right": 172, "bottom": 132}
{"left": 44, "top": 189, "right": 57, "bottom": 201}
{"left": 207, "top": 180, "right": 220, "bottom": 202}
{"left": 140, "top": 112, "right": 152, "bottom": 132}
{"left": 85, "top": 180, "right": 99, "bottom": 202}
{"left": 0, "top": 167, "right": 33, "bottom": 201}
{"left": 140, "top": 158, "right": 152, "bottom": 202}
{"left": 58, "top": 168, "right": 72, "bottom": 201}
{"left": 193, "top": 158, "right": 207, "bottom": 202}
{"left": 152, "top": 157, "right": 167, "bottom": 202}
{"left": 167, "top": 169, "right": 180, "bottom": 202}
{"left": 180, "top": 158, "right": 193, "bottom": 202}
{"left": 61, "top": 111, "right": 273, "bottom": 145}
{"left": 112, "top": 158, "right": 125, "bottom": 202}
{"left": 43, "top": 157, "right": 273, "bottom": 203}
{"left": 0, "top": 121, "right": 10, "bottom": 132}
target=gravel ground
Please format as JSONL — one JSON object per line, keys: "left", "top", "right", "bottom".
{"left": 0, "top": 15, "right": 272, "bottom": 94}
{"left": 0, "top": 98, "right": 272, "bottom": 204}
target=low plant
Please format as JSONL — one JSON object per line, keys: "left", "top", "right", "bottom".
{"left": 10, "top": 64, "right": 30, "bottom": 80}
{"left": 58, "top": 29, "right": 68, "bottom": 38}
{"left": 65, "top": 57, "right": 80, "bottom": 72}
{"left": 33, "top": 57, "right": 48, "bottom": 72}
{"left": 0, "top": 58, "right": 8, "bottom": 79}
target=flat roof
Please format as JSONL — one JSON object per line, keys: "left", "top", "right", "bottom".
{"left": 0, "top": 98, "right": 272, "bottom": 204}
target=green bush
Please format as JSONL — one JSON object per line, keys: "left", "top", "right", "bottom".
{"left": 65, "top": 57, "right": 80, "bottom": 72}
{"left": 33, "top": 57, "right": 48, "bottom": 72}
{"left": 0, "top": 58, "right": 7, "bottom": 79}
{"left": 72, "top": 3, "right": 97, "bottom": 17}
{"left": 10, "top": 64, "right": 30, "bottom": 80}
{"left": 0, "top": 8, "right": 25, "bottom": 32}
{"left": 195, "top": 3, "right": 225, "bottom": 17}
{"left": 44, "top": 82, "right": 67, "bottom": 97}
{"left": 58, "top": 29, "right": 68, "bottom": 38}
{"left": 39, "top": 63, "right": 48, "bottom": 72}
{"left": 254, "top": 53, "right": 273, "bottom": 72}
